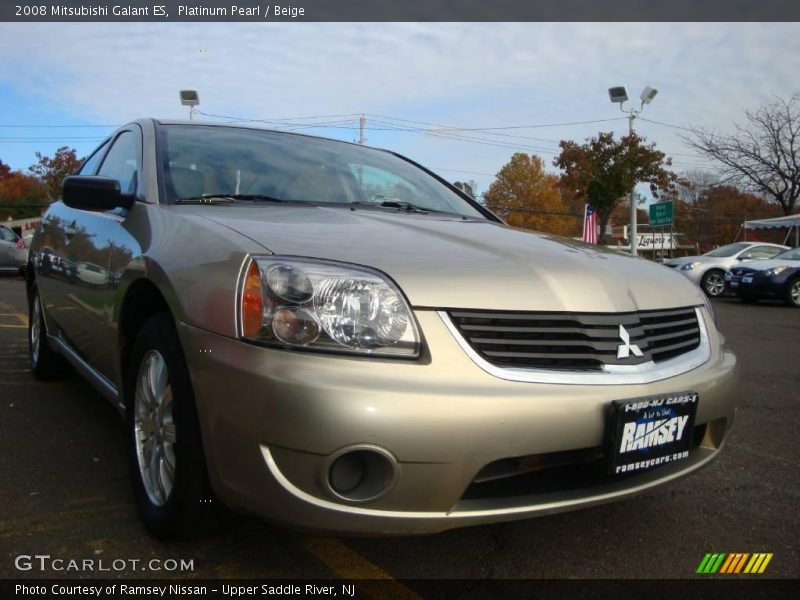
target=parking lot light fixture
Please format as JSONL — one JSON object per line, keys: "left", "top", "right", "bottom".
{"left": 179, "top": 89, "right": 200, "bottom": 120}
{"left": 608, "top": 84, "right": 659, "bottom": 257}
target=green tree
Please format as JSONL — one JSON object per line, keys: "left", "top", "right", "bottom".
{"left": 554, "top": 132, "right": 677, "bottom": 243}
{"left": 484, "top": 153, "right": 574, "bottom": 235}
{"left": 0, "top": 164, "right": 48, "bottom": 219}
{"left": 28, "top": 146, "right": 84, "bottom": 201}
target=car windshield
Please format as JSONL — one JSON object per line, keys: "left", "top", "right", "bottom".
{"left": 160, "top": 124, "right": 487, "bottom": 219}
{"left": 703, "top": 243, "right": 752, "bottom": 257}
{"left": 773, "top": 247, "right": 800, "bottom": 261}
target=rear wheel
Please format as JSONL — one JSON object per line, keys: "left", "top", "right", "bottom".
{"left": 701, "top": 269, "right": 726, "bottom": 298}
{"left": 126, "top": 312, "right": 216, "bottom": 539}
{"left": 787, "top": 278, "right": 800, "bottom": 307}
{"left": 28, "top": 287, "right": 69, "bottom": 380}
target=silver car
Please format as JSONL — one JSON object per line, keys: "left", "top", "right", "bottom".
{"left": 0, "top": 224, "right": 23, "bottom": 274}
{"left": 15, "top": 233, "right": 34, "bottom": 274}
{"left": 664, "top": 242, "right": 788, "bottom": 298}
{"left": 27, "top": 120, "right": 739, "bottom": 538}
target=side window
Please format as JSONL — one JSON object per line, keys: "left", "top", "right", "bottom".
{"left": 78, "top": 140, "right": 110, "bottom": 176}
{"left": 0, "top": 226, "right": 18, "bottom": 242}
{"left": 749, "top": 246, "right": 783, "bottom": 259}
{"left": 97, "top": 131, "right": 140, "bottom": 194}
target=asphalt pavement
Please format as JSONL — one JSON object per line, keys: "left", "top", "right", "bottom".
{"left": 1, "top": 274, "right": 798, "bottom": 583}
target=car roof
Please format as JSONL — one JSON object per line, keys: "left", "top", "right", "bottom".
{"left": 146, "top": 118, "right": 379, "bottom": 152}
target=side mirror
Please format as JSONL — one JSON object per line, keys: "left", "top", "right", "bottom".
{"left": 737, "top": 253, "right": 751, "bottom": 261}
{"left": 62, "top": 176, "right": 135, "bottom": 211}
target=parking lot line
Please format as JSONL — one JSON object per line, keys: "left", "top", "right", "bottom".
{"left": 0, "top": 301, "right": 28, "bottom": 326}
{"left": 302, "top": 537, "right": 420, "bottom": 599}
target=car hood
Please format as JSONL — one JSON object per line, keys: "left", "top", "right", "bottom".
{"left": 737, "top": 258, "right": 800, "bottom": 272}
{"left": 198, "top": 206, "right": 705, "bottom": 312}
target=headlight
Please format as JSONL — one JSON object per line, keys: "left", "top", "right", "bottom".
{"left": 239, "top": 257, "right": 420, "bottom": 357}
{"left": 681, "top": 261, "right": 702, "bottom": 271}
{"left": 764, "top": 266, "right": 788, "bottom": 277}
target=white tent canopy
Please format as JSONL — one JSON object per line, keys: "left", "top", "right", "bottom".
{"left": 744, "top": 214, "right": 800, "bottom": 246}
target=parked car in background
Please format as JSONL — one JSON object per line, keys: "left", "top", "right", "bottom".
{"left": 15, "top": 233, "right": 34, "bottom": 275}
{"left": 0, "top": 224, "right": 23, "bottom": 274}
{"left": 26, "top": 119, "right": 739, "bottom": 539}
{"left": 725, "top": 247, "right": 800, "bottom": 307}
{"left": 664, "top": 242, "right": 789, "bottom": 298}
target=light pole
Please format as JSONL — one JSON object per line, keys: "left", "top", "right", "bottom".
{"left": 179, "top": 90, "right": 200, "bottom": 120}
{"left": 608, "top": 85, "right": 658, "bottom": 256}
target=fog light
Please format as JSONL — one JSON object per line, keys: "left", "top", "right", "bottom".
{"left": 329, "top": 453, "right": 366, "bottom": 495}
{"left": 326, "top": 446, "right": 397, "bottom": 502}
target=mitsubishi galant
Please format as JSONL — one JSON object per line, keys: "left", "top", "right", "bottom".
{"left": 26, "top": 120, "right": 739, "bottom": 538}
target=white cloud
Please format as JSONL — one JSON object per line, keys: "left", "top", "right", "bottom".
{"left": 1, "top": 22, "right": 798, "bottom": 189}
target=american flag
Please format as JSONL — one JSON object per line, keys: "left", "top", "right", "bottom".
{"left": 582, "top": 203, "right": 598, "bottom": 244}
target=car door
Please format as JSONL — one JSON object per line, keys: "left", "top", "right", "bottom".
{"left": 0, "top": 225, "right": 19, "bottom": 268}
{"left": 36, "top": 139, "right": 110, "bottom": 348}
{"left": 41, "top": 129, "right": 142, "bottom": 381}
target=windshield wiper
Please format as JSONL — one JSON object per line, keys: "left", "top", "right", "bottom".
{"left": 175, "top": 193, "right": 291, "bottom": 204}
{"left": 350, "top": 200, "right": 451, "bottom": 215}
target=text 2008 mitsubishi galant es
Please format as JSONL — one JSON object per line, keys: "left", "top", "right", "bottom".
{"left": 27, "top": 120, "right": 738, "bottom": 538}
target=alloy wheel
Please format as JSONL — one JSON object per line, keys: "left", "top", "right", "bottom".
{"left": 30, "top": 294, "right": 41, "bottom": 366}
{"left": 134, "top": 350, "right": 176, "bottom": 507}
{"left": 792, "top": 280, "right": 800, "bottom": 306}
{"left": 705, "top": 272, "right": 725, "bottom": 297}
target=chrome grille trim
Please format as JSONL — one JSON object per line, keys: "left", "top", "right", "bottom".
{"left": 439, "top": 307, "right": 711, "bottom": 385}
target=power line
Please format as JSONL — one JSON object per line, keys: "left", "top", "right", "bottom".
{"left": 0, "top": 124, "right": 117, "bottom": 128}
{"left": 638, "top": 117, "right": 695, "bottom": 132}
{"left": 367, "top": 113, "right": 628, "bottom": 131}
{"left": 430, "top": 167, "right": 495, "bottom": 177}
{"left": 0, "top": 139, "right": 106, "bottom": 143}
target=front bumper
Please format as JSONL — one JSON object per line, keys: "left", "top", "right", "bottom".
{"left": 735, "top": 274, "right": 787, "bottom": 299}
{"left": 177, "top": 308, "right": 738, "bottom": 535}
{"left": 675, "top": 267, "right": 704, "bottom": 285}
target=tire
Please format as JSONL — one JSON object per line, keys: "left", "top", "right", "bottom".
{"left": 701, "top": 269, "right": 726, "bottom": 298}
{"left": 28, "top": 286, "right": 69, "bottom": 380}
{"left": 125, "top": 312, "right": 216, "bottom": 539}
{"left": 786, "top": 277, "right": 800, "bottom": 308}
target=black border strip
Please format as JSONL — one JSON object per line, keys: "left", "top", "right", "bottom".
{"left": 2, "top": 0, "right": 799, "bottom": 22}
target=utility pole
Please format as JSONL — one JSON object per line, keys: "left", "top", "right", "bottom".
{"left": 358, "top": 114, "right": 366, "bottom": 144}
{"left": 627, "top": 111, "right": 637, "bottom": 255}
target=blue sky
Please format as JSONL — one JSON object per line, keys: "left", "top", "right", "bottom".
{"left": 1, "top": 22, "right": 798, "bottom": 197}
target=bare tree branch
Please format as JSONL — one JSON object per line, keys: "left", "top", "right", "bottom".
{"left": 681, "top": 93, "right": 800, "bottom": 215}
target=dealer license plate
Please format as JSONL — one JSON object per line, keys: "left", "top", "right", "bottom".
{"left": 730, "top": 281, "right": 739, "bottom": 287}
{"left": 742, "top": 276, "right": 753, "bottom": 283}
{"left": 607, "top": 393, "right": 698, "bottom": 475}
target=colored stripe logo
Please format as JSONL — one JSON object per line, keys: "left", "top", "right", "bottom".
{"left": 696, "top": 553, "right": 773, "bottom": 574}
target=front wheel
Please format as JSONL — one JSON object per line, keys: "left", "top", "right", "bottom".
{"left": 29, "top": 286, "right": 69, "bottom": 380}
{"left": 701, "top": 269, "right": 726, "bottom": 298}
{"left": 786, "top": 278, "right": 800, "bottom": 307}
{"left": 126, "top": 312, "right": 216, "bottom": 539}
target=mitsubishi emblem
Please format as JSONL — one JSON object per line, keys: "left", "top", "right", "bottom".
{"left": 616, "top": 324, "right": 644, "bottom": 359}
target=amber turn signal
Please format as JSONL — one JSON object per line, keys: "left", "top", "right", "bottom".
{"left": 242, "top": 261, "right": 264, "bottom": 337}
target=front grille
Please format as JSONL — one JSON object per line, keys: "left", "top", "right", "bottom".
{"left": 448, "top": 306, "right": 701, "bottom": 372}
{"left": 730, "top": 267, "right": 756, "bottom": 277}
